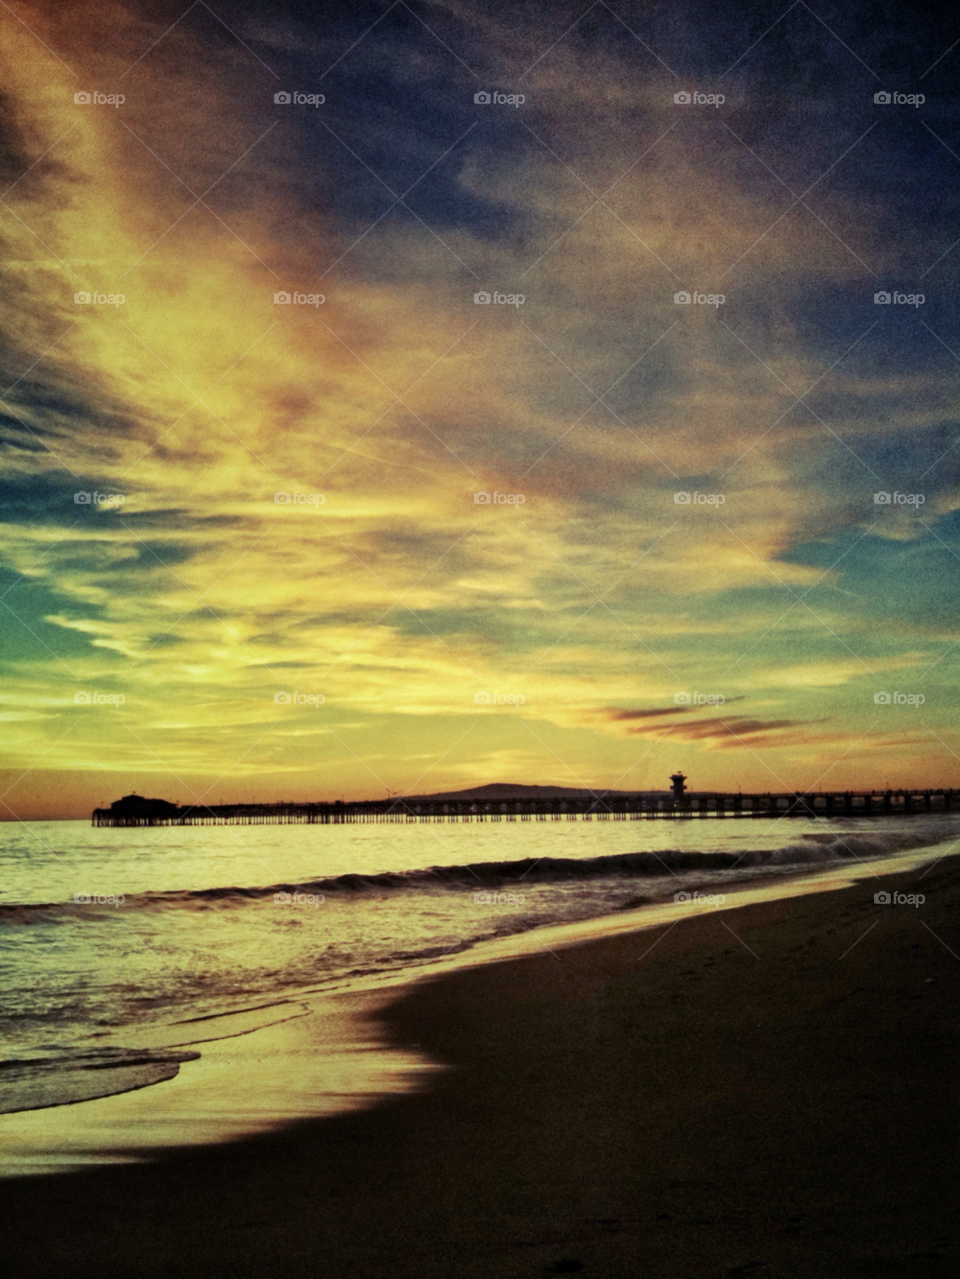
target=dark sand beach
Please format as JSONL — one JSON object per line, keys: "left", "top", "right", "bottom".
{"left": 4, "top": 860, "right": 959, "bottom": 1279}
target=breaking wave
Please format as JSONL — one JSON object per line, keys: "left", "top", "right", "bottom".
{"left": 4, "top": 823, "right": 955, "bottom": 921}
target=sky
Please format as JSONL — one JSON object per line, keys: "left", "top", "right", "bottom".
{"left": 1, "top": 0, "right": 958, "bottom": 818}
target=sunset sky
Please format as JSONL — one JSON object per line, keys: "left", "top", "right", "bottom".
{"left": 1, "top": 0, "right": 958, "bottom": 817}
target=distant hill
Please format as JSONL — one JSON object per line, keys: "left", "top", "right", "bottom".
{"left": 402, "top": 782, "right": 668, "bottom": 802}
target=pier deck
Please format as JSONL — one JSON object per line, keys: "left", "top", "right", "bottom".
{"left": 92, "top": 789, "right": 959, "bottom": 827}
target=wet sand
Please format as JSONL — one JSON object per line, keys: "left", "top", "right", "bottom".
{"left": 3, "top": 857, "right": 959, "bottom": 1278}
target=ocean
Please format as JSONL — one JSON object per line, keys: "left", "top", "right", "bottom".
{"left": 2, "top": 812, "right": 958, "bottom": 1132}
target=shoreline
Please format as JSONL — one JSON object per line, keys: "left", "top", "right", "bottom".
{"left": 3, "top": 849, "right": 959, "bottom": 1276}
{"left": 1, "top": 836, "right": 955, "bottom": 1170}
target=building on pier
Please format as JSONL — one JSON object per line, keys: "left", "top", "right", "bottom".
{"left": 102, "top": 793, "right": 181, "bottom": 826}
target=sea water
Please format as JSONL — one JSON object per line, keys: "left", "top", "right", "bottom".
{"left": 2, "top": 812, "right": 958, "bottom": 1120}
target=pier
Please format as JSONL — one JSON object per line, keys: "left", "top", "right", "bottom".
{"left": 92, "top": 789, "right": 959, "bottom": 827}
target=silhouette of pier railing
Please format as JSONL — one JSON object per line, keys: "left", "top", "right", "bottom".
{"left": 92, "top": 789, "right": 959, "bottom": 827}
